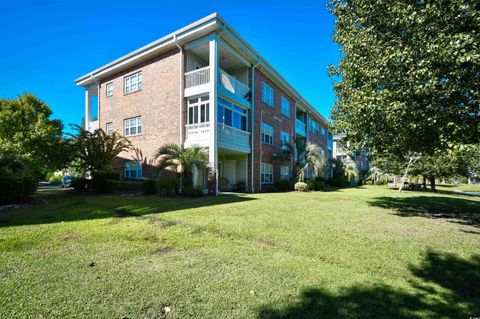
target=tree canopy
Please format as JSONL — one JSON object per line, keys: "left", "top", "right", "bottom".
{"left": 0, "top": 93, "right": 67, "bottom": 174}
{"left": 329, "top": 0, "right": 480, "bottom": 157}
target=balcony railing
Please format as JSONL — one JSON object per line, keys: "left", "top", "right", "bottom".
{"left": 88, "top": 120, "right": 99, "bottom": 133}
{"left": 295, "top": 119, "right": 306, "bottom": 136}
{"left": 218, "top": 124, "right": 250, "bottom": 148}
{"left": 219, "top": 68, "right": 250, "bottom": 100}
{"left": 185, "top": 122, "right": 211, "bottom": 144}
{"left": 185, "top": 66, "right": 210, "bottom": 88}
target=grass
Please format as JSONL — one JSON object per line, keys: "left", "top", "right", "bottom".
{"left": 0, "top": 186, "right": 479, "bottom": 318}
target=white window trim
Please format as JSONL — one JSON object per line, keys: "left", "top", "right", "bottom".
{"left": 262, "top": 81, "right": 274, "bottom": 107}
{"left": 187, "top": 95, "right": 210, "bottom": 125}
{"left": 106, "top": 122, "right": 113, "bottom": 136}
{"left": 261, "top": 122, "right": 274, "bottom": 145}
{"left": 261, "top": 163, "right": 273, "bottom": 184}
{"left": 106, "top": 83, "right": 113, "bottom": 97}
{"left": 281, "top": 96, "right": 290, "bottom": 117}
{"left": 124, "top": 72, "right": 143, "bottom": 95}
{"left": 124, "top": 116, "right": 142, "bottom": 137}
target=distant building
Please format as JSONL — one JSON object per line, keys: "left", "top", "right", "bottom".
{"left": 333, "top": 134, "right": 369, "bottom": 179}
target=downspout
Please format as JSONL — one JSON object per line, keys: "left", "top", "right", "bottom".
{"left": 251, "top": 62, "right": 260, "bottom": 192}
{"left": 173, "top": 34, "right": 183, "bottom": 146}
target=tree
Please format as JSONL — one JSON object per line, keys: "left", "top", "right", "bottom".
{"left": 154, "top": 144, "right": 209, "bottom": 190}
{"left": 296, "top": 142, "right": 327, "bottom": 182}
{"left": 0, "top": 93, "right": 67, "bottom": 175}
{"left": 342, "top": 157, "right": 359, "bottom": 185}
{"left": 69, "top": 125, "right": 131, "bottom": 175}
{"left": 329, "top": 1, "right": 480, "bottom": 158}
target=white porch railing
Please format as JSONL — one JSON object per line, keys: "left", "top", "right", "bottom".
{"left": 219, "top": 68, "right": 250, "bottom": 99}
{"left": 218, "top": 124, "right": 250, "bottom": 147}
{"left": 295, "top": 119, "right": 306, "bottom": 136}
{"left": 185, "top": 66, "right": 210, "bottom": 88}
{"left": 88, "top": 120, "right": 99, "bottom": 133}
{"left": 185, "top": 122, "right": 211, "bottom": 143}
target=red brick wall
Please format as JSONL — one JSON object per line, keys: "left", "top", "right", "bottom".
{"left": 98, "top": 48, "right": 181, "bottom": 177}
{"left": 250, "top": 68, "right": 295, "bottom": 191}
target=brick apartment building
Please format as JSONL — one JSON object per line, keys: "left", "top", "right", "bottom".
{"left": 75, "top": 13, "right": 333, "bottom": 193}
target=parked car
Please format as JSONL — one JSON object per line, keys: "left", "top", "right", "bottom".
{"left": 61, "top": 176, "right": 72, "bottom": 188}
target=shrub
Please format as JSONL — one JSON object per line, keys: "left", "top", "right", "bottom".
{"left": 91, "top": 171, "right": 120, "bottom": 193}
{"left": 141, "top": 179, "right": 157, "bottom": 195}
{"left": 107, "top": 179, "right": 142, "bottom": 193}
{"left": 235, "top": 180, "right": 246, "bottom": 192}
{"left": 0, "top": 171, "right": 38, "bottom": 204}
{"left": 365, "top": 180, "right": 373, "bottom": 185}
{"left": 71, "top": 177, "right": 90, "bottom": 192}
{"left": 275, "top": 180, "right": 294, "bottom": 192}
{"left": 263, "top": 185, "right": 277, "bottom": 193}
{"left": 326, "top": 177, "right": 349, "bottom": 187}
{"left": 156, "top": 172, "right": 181, "bottom": 196}
{"left": 294, "top": 182, "right": 308, "bottom": 192}
{"left": 182, "top": 186, "right": 203, "bottom": 197}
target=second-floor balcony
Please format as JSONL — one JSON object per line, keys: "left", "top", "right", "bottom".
{"left": 184, "top": 67, "right": 250, "bottom": 105}
{"left": 295, "top": 119, "right": 306, "bottom": 137}
{"left": 184, "top": 122, "right": 250, "bottom": 153}
{"left": 88, "top": 120, "right": 99, "bottom": 133}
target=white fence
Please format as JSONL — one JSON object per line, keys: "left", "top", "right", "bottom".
{"left": 185, "top": 66, "right": 210, "bottom": 88}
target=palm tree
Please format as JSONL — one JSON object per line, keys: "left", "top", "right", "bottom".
{"left": 154, "top": 143, "right": 209, "bottom": 190}
{"left": 69, "top": 125, "right": 131, "bottom": 175}
{"left": 342, "top": 157, "right": 359, "bottom": 185}
{"left": 296, "top": 142, "right": 327, "bottom": 182}
{"left": 368, "top": 166, "right": 386, "bottom": 187}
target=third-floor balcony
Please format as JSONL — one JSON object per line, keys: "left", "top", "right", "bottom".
{"left": 185, "top": 66, "right": 250, "bottom": 105}
{"left": 295, "top": 119, "right": 306, "bottom": 137}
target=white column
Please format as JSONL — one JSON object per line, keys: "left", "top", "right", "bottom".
{"left": 85, "top": 87, "right": 92, "bottom": 130}
{"left": 208, "top": 34, "right": 219, "bottom": 195}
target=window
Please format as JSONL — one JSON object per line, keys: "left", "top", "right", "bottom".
{"left": 124, "top": 116, "right": 142, "bottom": 136}
{"left": 321, "top": 149, "right": 325, "bottom": 157}
{"left": 261, "top": 163, "right": 273, "bottom": 184}
{"left": 124, "top": 72, "right": 142, "bottom": 94}
{"left": 261, "top": 122, "right": 274, "bottom": 145}
{"left": 280, "top": 165, "right": 290, "bottom": 181}
{"left": 106, "top": 122, "right": 113, "bottom": 136}
{"left": 217, "top": 98, "right": 247, "bottom": 131}
{"left": 188, "top": 95, "right": 210, "bottom": 125}
{"left": 262, "top": 81, "right": 274, "bottom": 107}
{"left": 106, "top": 83, "right": 113, "bottom": 97}
{"left": 309, "top": 118, "right": 319, "bottom": 135}
{"left": 322, "top": 127, "right": 326, "bottom": 137}
{"left": 124, "top": 161, "right": 142, "bottom": 179}
{"left": 281, "top": 96, "right": 290, "bottom": 117}
{"left": 281, "top": 131, "right": 290, "bottom": 150}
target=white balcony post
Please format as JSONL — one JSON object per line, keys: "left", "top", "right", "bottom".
{"left": 209, "top": 34, "right": 219, "bottom": 195}
{"left": 84, "top": 87, "right": 92, "bottom": 130}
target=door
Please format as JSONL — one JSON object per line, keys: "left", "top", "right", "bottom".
{"left": 224, "top": 160, "right": 236, "bottom": 190}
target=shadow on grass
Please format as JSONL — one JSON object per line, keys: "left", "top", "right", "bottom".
{"left": 368, "top": 195, "right": 480, "bottom": 227}
{"left": 0, "top": 192, "right": 255, "bottom": 228}
{"left": 258, "top": 251, "right": 480, "bottom": 319}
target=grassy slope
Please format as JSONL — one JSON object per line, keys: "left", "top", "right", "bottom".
{"left": 0, "top": 187, "right": 479, "bottom": 318}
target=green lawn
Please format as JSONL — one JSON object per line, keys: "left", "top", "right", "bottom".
{"left": 0, "top": 187, "right": 479, "bottom": 318}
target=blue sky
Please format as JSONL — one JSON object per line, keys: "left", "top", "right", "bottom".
{"left": 1, "top": 0, "right": 339, "bottom": 133}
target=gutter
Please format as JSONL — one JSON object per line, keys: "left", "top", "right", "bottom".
{"left": 173, "top": 34, "right": 184, "bottom": 146}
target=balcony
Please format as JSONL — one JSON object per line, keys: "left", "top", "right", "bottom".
{"left": 184, "top": 122, "right": 250, "bottom": 153}
{"left": 88, "top": 120, "right": 99, "bottom": 133}
{"left": 184, "top": 67, "right": 250, "bottom": 106}
{"left": 184, "top": 122, "right": 211, "bottom": 148}
{"left": 295, "top": 119, "right": 306, "bottom": 137}
{"left": 218, "top": 124, "right": 250, "bottom": 153}
{"left": 185, "top": 66, "right": 210, "bottom": 97}
{"left": 218, "top": 68, "right": 250, "bottom": 104}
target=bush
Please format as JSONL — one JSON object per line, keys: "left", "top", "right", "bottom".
{"left": 182, "top": 186, "right": 203, "bottom": 197}
{"left": 91, "top": 171, "right": 120, "bottom": 193}
{"left": 157, "top": 172, "right": 180, "bottom": 196}
{"left": 365, "top": 180, "right": 373, "bottom": 185}
{"left": 326, "top": 177, "right": 349, "bottom": 187}
{"left": 263, "top": 185, "right": 277, "bottom": 193}
{"left": 275, "top": 180, "right": 294, "bottom": 192}
{"left": 235, "top": 180, "right": 246, "bottom": 192}
{"left": 107, "top": 179, "right": 142, "bottom": 193}
{"left": 141, "top": 179, "right": 157, "bottom": 195}
{"left": 0, "top": 171, "right": 38, "bottom": 204}
{"left": 71, "top": 177, "right": 90, "bottom": 192}
{"left": 294, "top": 182, "right": 308, "bottom": 192}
